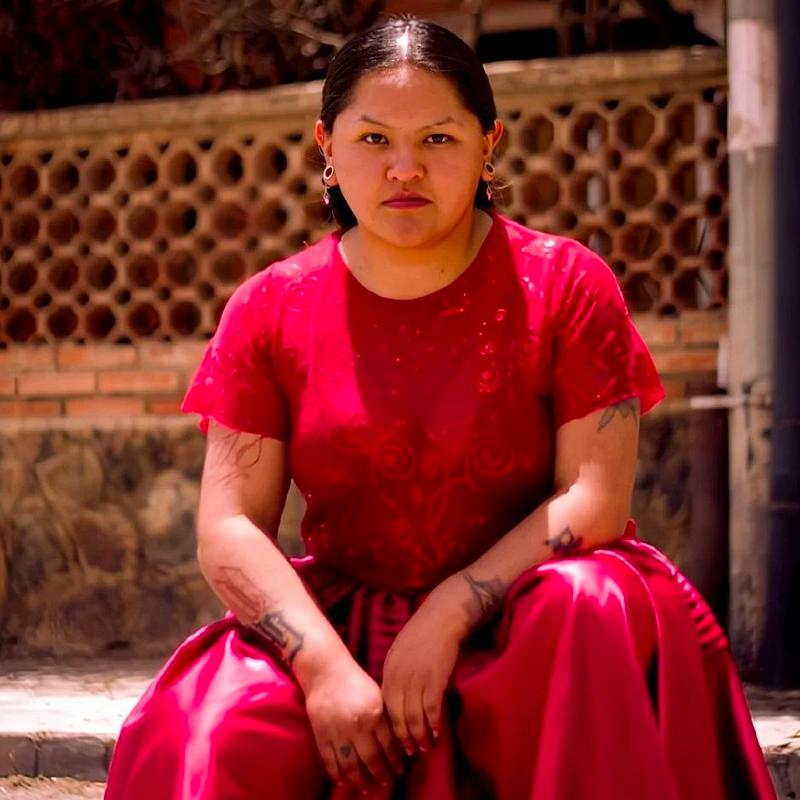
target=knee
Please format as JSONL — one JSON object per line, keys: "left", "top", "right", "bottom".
{"left": 511, "top": 555, "right": 655, "bottom": 643}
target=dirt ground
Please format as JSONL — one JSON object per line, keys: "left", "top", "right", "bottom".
{"left": 0, "top": 778, "right": 104, "bottom": 799}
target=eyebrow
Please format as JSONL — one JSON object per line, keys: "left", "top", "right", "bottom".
{"left": 356, "top": 114, "right": 462, "bottom": 129}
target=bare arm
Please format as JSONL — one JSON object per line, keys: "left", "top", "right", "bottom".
{"left": 431, "top": 396, "right": 641, "bottom": 634}
{"left": 195, "top": 421, "right": 354, "bottom": 688}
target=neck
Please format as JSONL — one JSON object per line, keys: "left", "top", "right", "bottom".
{"left": 341, "top": 209, "right": 492, "bottom": 300}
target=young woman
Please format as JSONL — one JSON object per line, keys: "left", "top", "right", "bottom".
{"left": 105, "top": 17, "right": 777, "bottom": 800}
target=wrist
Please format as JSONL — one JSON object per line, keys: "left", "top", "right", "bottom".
{"left": 424, "top": 575, "right": 473, "bottom": 641}
{"left": 291, "top": 630, "right": 358, "bottom": 693}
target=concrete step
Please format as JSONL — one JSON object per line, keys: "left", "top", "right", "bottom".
{"left": 0, "top": 659, "right": 798, "bottom": 797}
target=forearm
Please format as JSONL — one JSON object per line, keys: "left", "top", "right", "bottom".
{"left": 434, "top": 482, "right": 630, "bottom": 636}
{"left": 197, "top": 515, "right": 355, "bottom": 691}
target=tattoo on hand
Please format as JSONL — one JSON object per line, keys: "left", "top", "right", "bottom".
{"left": 339, "top": 744, "right": 353, "bottom": 759}
{"left": 597, "top": 397, "right": 640, "bottom": 432}
{"left": 214, "top": 566, "right": 305, "bottom": 664}
{"left": 462, "top": 574, "right": 508, "bottom": 626}
{"left": 546, "top": 525, "right": 583, "bottom": 557}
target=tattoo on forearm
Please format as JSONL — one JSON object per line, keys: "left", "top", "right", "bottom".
{"left": 546, "top": 525, "right": 583, "bottom": 557}
{"left": 251, "top": 610, "right": 306, "bottom": 665}
{"left": 597, "top": 397, "right": 640, "bottom": 432}
{"left": 216, "top": 566, "right": 268, "bottom": 618}
{"left": 214, "top": 566, "right": 305, "bottom": 664}
{"left": 462, "top": 573, "right": 508, "bottom": 626}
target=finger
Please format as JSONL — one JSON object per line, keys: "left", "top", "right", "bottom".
{"left": 422, "top": 683, "right": 443, "bottom": 740}
{"left": 335, "top": 740, "right": 365, "bottom": 788}
{"left": 353, "top": 732, "right": 391, "bottom": 784}
{"left": 374, "top": 717, "right": 405, "bottom": 775}
{"left": 322, "top": 740, "right": 345, "bottom": 785}
{"left": 403, "top": 680, "right": 429, "bottom": 751}
{"left": 384, "top": 689, "right": 415, "bottom": 755}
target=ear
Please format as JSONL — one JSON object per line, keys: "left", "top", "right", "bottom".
{"left": 481, "top": 119, "right": 505, "bottom": 170}
{"left": 314, "top": 120, "right": 339, "bottom": 186}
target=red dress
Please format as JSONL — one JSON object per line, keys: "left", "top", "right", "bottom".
{"left": 105, "top": 213, "right": 776, "bottom": 800}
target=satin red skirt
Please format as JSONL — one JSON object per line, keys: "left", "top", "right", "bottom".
{"left": 105, "top": 530, "right": 777, "bottom": 800}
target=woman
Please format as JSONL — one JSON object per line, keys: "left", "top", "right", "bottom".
{"left": 105, "top": 17, "right": 777, "bottom": 800}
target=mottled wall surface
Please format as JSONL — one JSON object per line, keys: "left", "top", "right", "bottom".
{"left": 0, "top": 412, "right": 699, "bottom": 657}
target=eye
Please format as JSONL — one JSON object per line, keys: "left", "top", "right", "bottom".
{"left": 426, "top": 133, "right": 453, "bottom": 144}
{"left": 361, "top": 133, "right": 387, "bottom": 145}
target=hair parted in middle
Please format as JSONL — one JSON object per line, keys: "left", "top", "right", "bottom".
{"left": 319, "top": 17, "right": 499, "bottom": 227}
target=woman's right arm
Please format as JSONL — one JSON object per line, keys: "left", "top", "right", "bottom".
{"left": 195, "top": 421, "right": 402, "bottom": 787}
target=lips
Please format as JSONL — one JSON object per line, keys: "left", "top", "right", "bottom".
{"left": 383, "top": 192, "right": 431, "bottom": 209}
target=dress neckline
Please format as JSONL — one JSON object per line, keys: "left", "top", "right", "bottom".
{"left": 332, "top": 211, "right": 500, "bottom": 305}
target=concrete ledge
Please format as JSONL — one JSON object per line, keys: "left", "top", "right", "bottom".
{"left": 0, "top": 659, "right": 797, "bottom": 794}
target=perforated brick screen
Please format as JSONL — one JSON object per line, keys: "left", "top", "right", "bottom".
{"left": 0, "top": 48, "right": 727, "bottom": 345}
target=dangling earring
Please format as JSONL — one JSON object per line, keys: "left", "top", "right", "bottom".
{"left": 484, "top": 161, "right": 495, "bottom": 202}
{"left": 322, "top": 164, "right": 335, "bottom": 207}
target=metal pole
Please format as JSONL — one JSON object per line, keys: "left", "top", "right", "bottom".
{"left": 763, "top": 0, "right": 800, "bottom": 689}
{"left": 725, "top": 0, "right": 776, "bottom": 677}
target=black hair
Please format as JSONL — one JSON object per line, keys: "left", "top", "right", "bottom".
{"left": 319, "top": 17, "right": 498, "bottom": 227}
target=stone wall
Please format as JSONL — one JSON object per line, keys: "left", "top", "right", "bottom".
{"left": 0, "top": 412, "right": 699, "bottom": 657}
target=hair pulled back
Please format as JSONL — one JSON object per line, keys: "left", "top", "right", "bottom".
{"left": 319, "top": 17, "right": 498, "bottom": 227}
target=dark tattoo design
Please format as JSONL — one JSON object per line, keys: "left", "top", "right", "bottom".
{"left": 214, "top": 566, "right": 305, "bottom": 664}
{"left": 251, "top": 611, "right": 306, "bottom": 665}
{"left": 461, "top": 573, "right": 508, "bottom": 627}
{"left": 546, "top": 525, "right": 584, "bottom": 557}
{"left": 211, "top": 430, "right": 267, "bottom": 489}
{"left": 597, "top": 397, "right": 640, "bottom": 432}
{"left": 339, "top": 744, "right": 353, "bottom": 759}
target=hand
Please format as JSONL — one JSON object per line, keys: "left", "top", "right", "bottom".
{"left": 304, "top": 659, "right": 405, "bottom": 790}
{"left": 381, "top": 586, "right": 466, "bottom": 755}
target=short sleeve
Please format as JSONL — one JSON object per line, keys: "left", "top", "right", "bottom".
{"left": 550, "top": 242, "right": 665, "bottom": 428}
{"left": 181, "top": 269, "right": 289, "bottom": 440}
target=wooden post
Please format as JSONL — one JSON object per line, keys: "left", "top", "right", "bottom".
{"left": 725, "top": 0, "right": 777, "bottom": 677}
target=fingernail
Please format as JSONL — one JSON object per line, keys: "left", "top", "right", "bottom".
{"left": 432, "top": 729, "right": 440, "bottom": 739}
{"left": 419, "top": 744, "right": 427, "bottom": 753}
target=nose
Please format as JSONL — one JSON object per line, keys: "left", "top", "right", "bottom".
{"left": 386, "top": 149, "right": 424, "bottom": 183}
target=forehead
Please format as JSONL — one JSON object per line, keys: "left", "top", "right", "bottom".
{"left": 338, "top": 65, "right": 470, "bottom": 125}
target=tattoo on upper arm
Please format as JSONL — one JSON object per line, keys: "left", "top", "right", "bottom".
{"left": 546, "top": 525, "right": 583, "bottom": 557}
{"left": 210, "top": 430, "right": 266, "bottom": 488}
{"left": 214, "top": 566, "right": 305, "bottom": 664}
{"left": 462, "top": 573, "right": 508, "bottom": 626}
{"left": 597, "top": 397, "right": 640, "bottom": 432}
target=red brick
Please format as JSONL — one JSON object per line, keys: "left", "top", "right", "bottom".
{"left": 0, "top": 400, "right": 62, "bottom": 418}
{"left": 148, "top": 397, "right": 184, "bottom": 415}
{"left": 632, "top": 316, "right": 679, "bottom": 347}
{"left": 0, "top": 377, "right": 15, "bottom": 395}
{"left": 654, "top": 348, "right": 719, "bottom": 375}
{"left": 678, "top": 315, "right": 728, "bottom": 345}
{"left": 138, "top": 342, "right": 208, "bottom": 370}
{"left": 0, "top": 347, "right": 55, "bottom": 372}
{"left": 17, "top": 371, "right": 95, "bottom": 396}
{"left": 98, "top": 370, "right": 179, "bottom": 394}
{"left": 58, "top": 343, "right": 138, "bottom": 370}
{"left": 661, "top": 378, "right": 687, "bottom": 401}
{"left": 66, "top": 397, "right": 146, "bottom": 417}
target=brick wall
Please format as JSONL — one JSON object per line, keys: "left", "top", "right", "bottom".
{"left": 0, "top": 311, "right": 727, "bottom": 425}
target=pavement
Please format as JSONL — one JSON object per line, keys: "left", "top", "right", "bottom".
{"left": 0, "top": 658, "right": 798, "bottom": 798}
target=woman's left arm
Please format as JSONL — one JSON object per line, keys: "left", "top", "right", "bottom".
{"left": 381, "top": 395, "right": 641, "bottom": 753}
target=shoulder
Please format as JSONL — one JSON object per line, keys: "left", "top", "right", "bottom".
{"left": 223, "top": 232, "right": 339, "bottom": 314}
{"left": 493, "top": 214, "right": 623, "bottom": 303}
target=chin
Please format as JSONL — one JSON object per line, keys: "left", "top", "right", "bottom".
{"left": 371, "top": 208, "right": 451, "bottom": 248}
